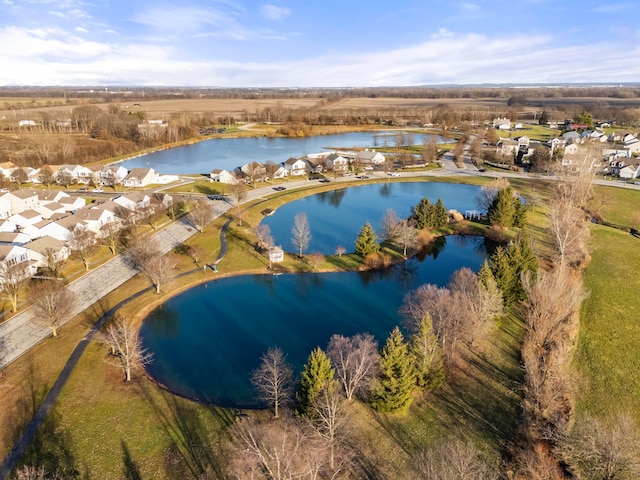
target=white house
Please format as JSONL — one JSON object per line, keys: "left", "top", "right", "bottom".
{"left": 0, "top": 244, "right": 36, "bottom": 277}
{"left": 282, "top": 158, "right": 308, "bottom": 176}
{"left": 240, "top": 162, "right": 268, "bottom": 182}
{"left": 619, "top": 163, "right": 640, "bottom": 179}
{"left": 0, "top": 197, "right": 12, "bottom": 220}
{"left": 210, "top": 169, "right": 237, "bottom": 184}
{"left": 123, "top": 168, "right": 157, "bottom": 188}
{"left": 493, "top": 117, "right": 511, "bottom": 130}
{"left": 0, "top": 232, "right": 31, "bottom": 246}
{"left": 2, "top": 190, "right": 39, "bottom": 215}
{"left": 37, "top": 219, "right": 76, "bottom": 242}
{"left": 356, "top": 150, "right": 386, "bottom": 165}
{"left": 100, "top": 165, "right": 129, "bottom": 186}
{"left": 57, "top": 196, "right": 86, "bottom": 212}
{"left": 56, "top": 164, "right": 95, "bottom": 185}
{"left": 26, "top": 236, "right": 70, "bottom": 268}
{"left": 74, "top": 206, "right": 117, "bottom": 235}
{"left": 18, "top": 120, "right": 36, "bottom": 128}
{"left": 9, "top": 210, "right": 44, "bottom": 229}
{"left": 325, "top": 153, "right": 349, "bottom": 172}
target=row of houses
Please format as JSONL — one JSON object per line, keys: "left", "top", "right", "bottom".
{"left": 0, "top": 162, "right": 178, "bottom": 188}
{"left": 210, "top": 149, "right": 386, "bottom": 184}
{"left": 0, "top": 188, "right": 170, "bottom": 281}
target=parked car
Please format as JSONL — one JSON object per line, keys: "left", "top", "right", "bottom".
{"left": 78, "top": 187, "right": 88, "bottom": 192}
{"left": 389, "top": 172, "right": 400, "bottom": 177}
{"left": 92, "top": 188, "right": 103, "bottom": 193}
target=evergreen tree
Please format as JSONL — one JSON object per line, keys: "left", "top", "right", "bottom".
{"left": 538, "top": 110, "right": 548, "bottom": 125}
{"left": 354, "top": 222, "right": 380, "bottom": 256}
{"left": 410, "top": 314, "right": 445, "bottom": 391}
{"left": 296, "top": 347, "right": 335, "bottom": 416}
{"left": 508, "top": 233, "right": 538, "bottom": 298}
{"left": 370, "top": 327, "right": 416, "bottom": 413}
{"left": 477, "top": 260, "right": 495, "bottom": 290}
{"left": 488, "top": 187, "right": 517, "bottom": 228}
{"left": 489, "top": 245, "right": 518, "bottom": 309}
{"left": 433, "top": 198, "right": 449, "bottom": 229}
{"left": 513, "top": 199, "right": 527, "bottom": 228}
{"left": 412, "top": 197, "right": 432, "bottom": 230}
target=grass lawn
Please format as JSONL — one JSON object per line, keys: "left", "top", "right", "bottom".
{"left": 574, "top": 225, "right": 640, "bottom": 417}
{"left": 3, "top": 175, "right": 636, "bottom": 478}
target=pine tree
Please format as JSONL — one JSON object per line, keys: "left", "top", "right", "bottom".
{"left": 433, "top": 198, "right": 449, "bottom": 229}
{"left": 488, "top": 187, "right": 516, "bottom": 228}
{"left": 513, "top": 198, "right": 527, "bottom": 228}
{"left": 370, "top": 327, "right": 416, "bottom": 413}
{"left": 508, "top": 233, "right": 538, "bottom": 301}
{"left": 296, "top": 347, "right": 335, "bottom": 416}
{"left": 354, "top": 222, "right": 380, "bottom": 256}
{"left": 410, "top": 314, "right": 445, "bottom": 391}
{"left": 412, "top": 197, "right": 432, "bottom": 229}
{"left": 489, "top": 245, "right": 518, "bottom": 309}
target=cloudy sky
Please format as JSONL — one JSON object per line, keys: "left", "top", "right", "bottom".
{"left": 1, "top": 0, "right": 639, "bottom": 87}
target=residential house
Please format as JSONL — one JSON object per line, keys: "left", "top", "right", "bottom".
{"left": 282, "top": 158, "right": 308, "bottom": 176}
{"left": 0, "top": 162, "right": 17, "bottom": 179}
{"left": 74, "top": 206, "right": 117, "bottom": 235}
{"left": 305, "top": 157, "right": 325, "bottom": 174}
{"left": 122, "top": 168, "right": 156, "bottom": 188}
{"left": 35, "top": 202, "right": 68, "bottom": 219}
{"left": 325, "top": 153, "right": 349, "bottom": 172}
{"left": 37, "top": 190, "right": 70, "bottom": 205}
{"left": 210, "top": 169, "right": 237, "bottom": 184}
{"left": 271, "top": 166, "right": 288, "bottom": 179}
{"left": 2, "top": 190, "right": 39, "bottom": 215}
{"left": 240, "top": 162, "right": 268, "bottom": 183}
{"left": 0, "top": 232, "right": 31, "bottom": 246}
{"left": 36, "top": 219, "right": 76, "bottom": 242}
{"left": 27, "top": 236, "right": 70, "bottom": 271}
{"left": 0, "top": 197, "right": 12, "bottom": 220}
{"left": 619, "top": 163, "right": 640, "bottom": 179}
{"left": 56, "top": 164, "right": 95, "bottom": 185}
{"left": 625, "top": 137, "right": 640, "bottom": 155}
{"left": 493, "top": 117, "right": 511, "bottom": 130}
{"left": 547, "top": 137, "right": 566, "bottom": 154}
{"left": 563, "top": 131, "right": 581, "bottom": 143}
{"left": 356, "top": 150, "right": 386, "bottom": 165}
{"left": 57, "top": 196, "right": 86, "bottom": 212}
{"left": 100, "top": 165, "right": 129, "bottom": 186}
{"left": 18, "top": 120, "right": 36, "bottom": 128}
{"left": 0, "top": 244, "right": 36, "bottom": 276}
{"left": 496, "top": 139, "right": 519, "bottom": 157}
{"left": 9, "top": 209, "right": 44, "bottom": 228}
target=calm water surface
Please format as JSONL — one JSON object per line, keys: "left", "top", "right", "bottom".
{"left": 141, "top": 236, "right": 490, "bottom": 408}
{"left": 263, "top": 181, "right": 483, "bottom": 254}
{"left": 120, "top": 131, "right": 443, "bottom": 174}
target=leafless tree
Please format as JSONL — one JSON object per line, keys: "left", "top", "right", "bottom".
{"left": 30, "top": 280, "right": 76, "bottom": 337}
{"left": 264, "top": 161, "right": 280, "bottom": 182}
{"left": 520, "top": 267, "right": 587, "bottom": 448}
{"left": 308, "top": 252, "right": 324, "bottom": 270}
{"left": 127, "top": 238, "right": 172, "bottom": 293}
{"left": 38, "top": 165, "right": 57, "bottom": 189}
{"left": 475, "top": 177, "right": 511, "bottom": 211}
{"left": 105, "top": 314, "right": 153, "bottom": 382}
{"left": 100, "top": 222, "right": 124, "bottom": 256}
{"left": 41, "top": 247, "right": 64, "bottom": 277}
{"left": 327, "top": 333, "right": 379, "bottom": 401}
{"left": 251, "top": 347, "right": 293, "bottom": 418}
{"left": 0, "top": 263, "right": 31, "bottom": 312}
{"left": 380, "top": 208, "right": 400, "bottom": 243}
{"left": 228, "top": 180, "right": 247, "bottom": 209}
{"left": 15, "top": 465, "right": 61, "bottom": 480}
{"left": 308, "top": 380, "right": 349, "bottom": 470}
{"left": 12, "top": 167, "right": 29, "bottom": 189}
{"left": 67, "top": 227, "right": 97, "bottom": 271}
{"left": 291, "top": 212, "right": 311, "bottom": 258}
{"left": 449, "top": 267, "right": 502, "bottom": 330}
{"left": 557, "top": 412, "right": 640, "bottom": 480}
{"left": 141, "top": 196, "right": 167, "bottom": 231}
{"left": 186, "top": 199, "right": 213, "bottom": 233}
{"left": 396, "top": 219, "right": 418, "bottom": 256}
{"left": 232, "top": 418, "right": 325, "bottom": 480}
{"left": 335, "top": 245, "right": 346, "bottom": 258}
{"left": 256, "top": 224, "right": 274, "bottom": 252}
{"left": 548, "top": 198, "right": 590, "bottom": 268}
{"left": 414, "top": 437, "right": 499, "bottom": 480}
{"left": 27, "top": 132, "right": 57, "bottom": 165}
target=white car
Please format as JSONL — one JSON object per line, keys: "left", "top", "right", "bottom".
{"left": 389, "top": 172, "right": 401, "bottom": 177}
{"left": 92, "top": 188, "right": 104, "bottom": 193}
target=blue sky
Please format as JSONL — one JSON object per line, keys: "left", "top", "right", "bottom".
{"left": 1, "top": 0, "right": 639, "bottom": 86}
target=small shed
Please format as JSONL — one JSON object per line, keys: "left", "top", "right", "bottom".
{"left": 269, "top": 246, "right": 284, "bottom": 263}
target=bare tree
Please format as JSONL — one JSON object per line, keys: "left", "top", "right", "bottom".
{"left": 30, "top": 280, "right": 76, "bottom": 337}
{"left": 557, "top": 412, "right": 640, "bottom": 480}
{"left": 38, "top": 165, "right": 57, "bottom": 189}
{"left": 187, "top": 199, "right": 214, "bottom": 233}
{"left": 475, "top": 177, "right": 511, "bottom": 212}
{"left": 12, "top": 167, "right": 29, "bottom": 189}
{"left": 251, "top": 347, "right": 293, "bottom": 418}
{"left": 264, "top": 160, "right": 280, "bottom": 182}
{"left": 308, "top": 380, "right": 348, "bottom": 470}
{"left": 127, "top": 238, "right": 172, "bottom": 293}
{"left": 308, "top": 252, "right": 324, "bottom": 270}
{"left": 291, "top": 212, "right": 311, "bottom": 258}
{"left": 0, "top": 263, "right": 31, "bottom": 312}
{"left": 228, "top": 180, "right": 247, "bottom": 209}
{"left": 233, "top": 419, "right": 324, "bottom": 480}
{"left": 41, "top": 247, "right": 64, "bottom": 277}
{"left": 67, "top": 227, "right": 97, "bottom": 271}
{"left": 396, "top": 219, "right": 418, "bottom": 256}
{"left": 335, "top": 245, "right": 346, "bottom": 258}
{"left": 380, "top": 208, "right": 400, "bottom": 243}
{"left": 105, "top": 315, "right": 153, "bottom": 381}
{"left": 256, "top": 224, "right": 274, "bottom": 252}
{"left": 548, "top": 199, "right": 590, "bottom": 268}
{"left": 100, "top": 222, "right": 123, "bottom": 256}
{"left": 327, "top": 333, "right": 379, "bottom": 401}
{"left": 15, "top": 465, "right": 61, "bottom": 480}
{"left": 449, "top": 267, "right": 501, "bottom": 331}
{"left": 413, "top": 437, "right": 499, "bottom": 480}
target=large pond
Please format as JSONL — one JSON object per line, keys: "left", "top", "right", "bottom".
{"left": 120, "top": 131, "right": 444, "bottom": 174}
{"left": 141, "top": 181, "right": 487, "bottom": 408}
{"left": 262, "top": 181, "right": 483, "bottom": 254}
{"left": 140, "top": 235, "right": 490, "bottom": 408}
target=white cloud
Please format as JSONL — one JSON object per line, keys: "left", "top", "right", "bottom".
{"left": 588, "top": 3, "right": 633, "bottom": 13}
{"left": 130, "top": 5, "right": 239, "bottom": 32}
{"left": 75, "top": 26, "right": 88, "bottom": 33}
{"left": 462, "top": 2, "right": 479, "bottom": 12}
{"left": 259, "top": 5, "right": 291, "bottom": 21}
{"left": 1, "top": 26, "right": 639, "bottom": 87}
{"left": 431, "top": 28, "right": 453, "bottom": 39}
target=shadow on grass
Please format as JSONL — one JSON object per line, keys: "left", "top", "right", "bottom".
{"left": 121, "top": 440, "right": 142, "bottom": 480}
{"left": 137, "top": 384, "right": 234, "bottom": 479}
